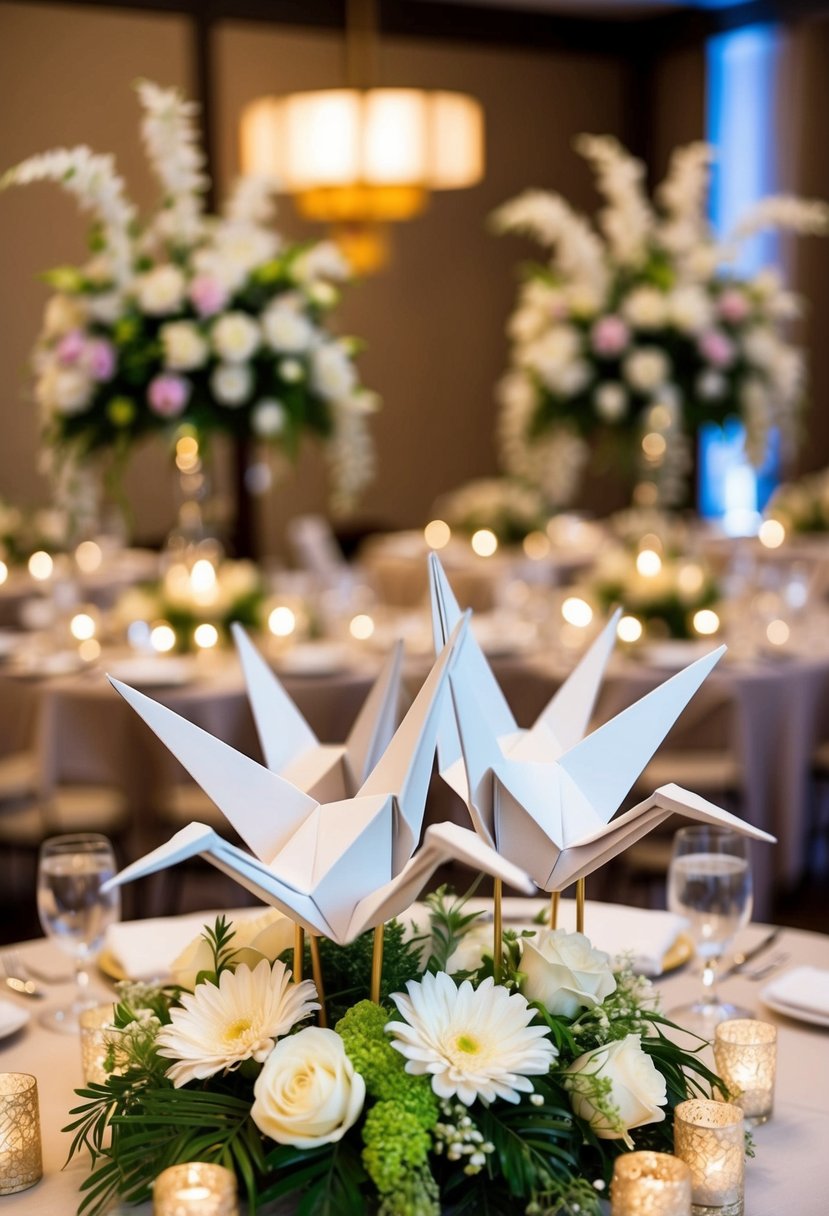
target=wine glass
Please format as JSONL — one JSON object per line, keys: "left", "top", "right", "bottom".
{"left": 36, "top": 833, "right": 121, "bottom": 1033}
{"left": 667, "top": 825, "right": 753, "bottom": 1032}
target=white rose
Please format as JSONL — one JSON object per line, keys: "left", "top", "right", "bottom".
{"left": 279, "top": 358, "right": 305, "bottom": 383}
{"left": 134, "top": 264, "right": 186, "bottom": 316}
{"left": 252, "top": 399, "right": 287, "bottom": 437}
{"left": 668, "top": 284, "right": 712, "bottom": 334}
{"left": 36, "top": 364, "right": 93, "bottom": 415}
{"left": 292, "top": 241, "right": 350, "bottom": 283}
{"left": 212, "top": 311, "right": 260, "bottom": 363}
{"left": 263, "top": 302, "right": 316, "bottom": 354}
{"left": 211, "top": 362, "right": 252, "bottom": 406}
{"left": 161, "top": 321, "right": 209, "bottom": 371}
{"left": 306, "top": 281, "right": 338, "bottom": 309}
{"left": 623, "top": 347, "right": 670, "bottom": 394}
{"left": 621, "top": 287, "right": 666, "bottom": 330}
{"left": 170, "top": 908, "right": 294, "bottom": 990}
{"left": 521, "top": 929, "right": 616, "bottom": 1018}
{"left": 566, "top": 283, "right": 602, "bottom": 318}
{"left": 594, "top": 382, "right": 628, "bottom": 421}
{"left": 683, "top": 244, "right": 720, "bottom": 280}
{"left": 43, "top": 293, "right": 87, "bottom": 338}
{"left": 252, "top": 1026, "right": 365, "bottom": 1149}
{"left": 87, "top": 292, "right": 123, "bottom": 325}
{"left": 311, "top": 343, "right": 357, "bottom": 401}
{"left": 566, "top": 1033, "right": 667, "bottom": 1146}
{"left": 446, "top": 925, "right": 495, "bottom": 974}
{"left": 742, "top": 325, "right": 778, "bottom": 370}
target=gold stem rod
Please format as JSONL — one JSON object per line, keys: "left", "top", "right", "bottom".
{"left": 370, "top": 923, "right": 384, "bottom": 1004}
{"left": 293, "top": 925, "right": 304, "bottom": 982}
{"left": 309, "top": 935, "right": 328, "bottom": 1028}
{"left": 550, "top": 890, "right": 560, "bottom": 930}
{"left": 493, "top": 878, "right": 503, "bottom": 985}
{"left": 576, "top": 878, "right": 586, "bottom": 934}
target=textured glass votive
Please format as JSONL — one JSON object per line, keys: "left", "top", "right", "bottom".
{"left": 714, "top": 1019, "right": 777, "bottom": 1126}
{"left": 153, "top": 1161, "right": 238, "bottom": 1216}
{"left": 79, "top": 1003, "right": 120, "bottom": 1085}
{"left": 611, "top": 1151, "right": 692, "bottom": 1215}
{"left": 674, "top": 1099, "right": 744, "bottom": 1216}
{"left": 0, "top": 1073, "right": 42, "bottom": 1195}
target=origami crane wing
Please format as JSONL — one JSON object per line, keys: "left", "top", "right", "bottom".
{"left": 232, "top": 623, "right": 404, "bottom": 799}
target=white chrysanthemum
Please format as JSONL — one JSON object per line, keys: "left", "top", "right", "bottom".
{"left": 156, "top": 958, "right": 319, "bottom": 1088}
{"left": 386, "top": 972, "right": 557, "bottom": 1107}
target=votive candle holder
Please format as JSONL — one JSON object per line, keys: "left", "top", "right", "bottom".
{"left": 153, "top": 1161, "right": 238, "bottom": 1216}
{"left": 611, "top": 1150, "right": 692, "bottom": 1215}
{"left": 714, "top": 1018, "right": 777, "bottom": 1126}
{"left": 0, "top": 1073, "right": 42, "bottom": 1195}
{"left": 79, "top": 1003, "right": 120, "bottom": 1086}
{"left": 674, "top": 1099, "right": 744, "bottom": 1216}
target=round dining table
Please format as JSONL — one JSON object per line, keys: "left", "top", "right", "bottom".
{"left": 0, "top": 918, "right": 825, "bottom": 1214}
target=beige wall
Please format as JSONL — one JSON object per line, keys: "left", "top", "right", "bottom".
{"left": 0, "top": 2, "right": 628, "bottom": 550}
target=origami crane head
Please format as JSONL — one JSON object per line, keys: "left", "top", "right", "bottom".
{"left": 428, "top": 551, "right": 622, "bottom": 802}
{"left": 446, "top": 626, "right": 774, "bottom": 891}
{"left": 231, "top": 622, "right": 404, "bottom": 801}
{"left": 102, "top": 617, "right": 535, "bottom": 944}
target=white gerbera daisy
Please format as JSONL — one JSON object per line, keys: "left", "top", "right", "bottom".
{"left": 386, "top": 973, "right": 557, "bottom": 1106}
{"left": 156, "top": 959, "right": 319, "bottom": 1087}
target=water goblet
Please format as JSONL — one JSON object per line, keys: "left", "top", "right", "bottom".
{"left": 36, "top": 833, "right": 121, "bottom": 1033}
{"left": 667, "top": 825, "right": 753, "bottom": 1032}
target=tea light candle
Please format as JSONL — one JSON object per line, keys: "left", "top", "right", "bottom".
{"left": 79, "top": 1004, "right": 119, "bottom": 1086}
{"left": 611, "top": 1151, "right": 692, "bottom": 1215}
{"left": 674, "top": 1099, "right": 744, "bottom": 1216}
{"left": 0, "top": 1073, "right": 42, "bottom": 1195}
{"left": 714, "top": 1019, "right": 777, "bottom": 1126}
{"left": 153, "top": 1161, "right": 238, "bottom": 1216}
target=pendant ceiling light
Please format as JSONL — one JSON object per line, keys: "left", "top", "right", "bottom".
{"left": 239, "top": 1, "right": 485, "bottom": 272}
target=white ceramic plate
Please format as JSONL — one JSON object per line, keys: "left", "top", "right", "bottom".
{"left": 759, "top": 988, "right": 829, "bottom": 1029}
{"left": 0, "top": 998, "right": 30, "bottom": 1039}
{"left": 107, "top": 657, "right": 196, "bottom": 688}
{"left": 276, "top": 643, "right": 352, "bottom": 677}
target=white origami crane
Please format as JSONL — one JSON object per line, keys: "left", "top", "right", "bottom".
{"left": 446, "top": 627, "right": 775, "bottom": 891}
{"left": 231, "top": 622, "right": 404, "bottom": 801}
{"left": 428, "top": 552, "right": 621, "bottom": 802}
{"left": 102, "top": 619, "right": 535, "bottom": 944}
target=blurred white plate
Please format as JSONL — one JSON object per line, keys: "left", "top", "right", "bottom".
{"left": 276, "top": 643, "right": 352, "bottom": 677}
{"left": 107, "top": 657, "right": 196, "bottom": 688}
{"left": 0, "top": 999, "right": 30, "bottom": 1039}
{"left": 641, "top": 640, "right": 718, "bottom": 670}
{"left": 759, "top": 988, "right": 829, "bottom": 1029}
{"left": 14, "top": 650, "right": 85, "bottom": 678}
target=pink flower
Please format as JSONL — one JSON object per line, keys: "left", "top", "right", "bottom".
{"left": 147, "top": 373, "right": 191, "bottom": 417}
{"left": 189, "top": 274, "right": 229, "bottom": 318}
{"left": 698, "top": 328, "right": 736, "bottom": 369}
{"left": 717, "top": 289, "right": 750, "bottom": 325}
{"left": 590, "top": 315, "right": 630, "bottom": 358}
{"left": 56, "top": 330, "right": 86, "bottom": 365}
{"left": 83, "top": 338, "right": 116, "bottom": 382}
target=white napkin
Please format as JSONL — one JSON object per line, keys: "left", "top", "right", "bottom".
{"left": 105, "top": 909, "right": 264, "bottom": 980}
{"left": 0, "top": 998, "right": 30, "bottom": 1038}
{"left": 462, "top": 897, "right": 687, "bottom": 976}
{"left": 762, "top": 966, "right": 829, "bottom": 1018}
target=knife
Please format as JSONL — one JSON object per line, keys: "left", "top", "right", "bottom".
{"left": 719, "top": 927, "right": 782, "bottom": 981}
{"left": 3, "top": 974, "right": 44, "bottom": 999}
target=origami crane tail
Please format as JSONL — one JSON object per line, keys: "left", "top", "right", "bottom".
{"left": 108, "top": 675, "right": 319, "bottom": 864}
{"left": 231, "top": 622, "right": 319, "bottom": 773}
{"left": 344, "top": 638, "right": 404, "bottom": 788}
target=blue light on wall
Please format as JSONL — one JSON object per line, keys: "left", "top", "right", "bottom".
{"left": 700, "top": 23, "right": 780, "bottom": 534}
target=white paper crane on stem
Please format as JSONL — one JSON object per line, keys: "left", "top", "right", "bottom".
{"left": 445, "top": 626, "right": 774, "bottom": 892}
{"left": 101, "top": 618, "right": 535, "bottom": 944}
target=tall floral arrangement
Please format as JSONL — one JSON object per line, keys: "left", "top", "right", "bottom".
{"left": 1, "top": 81, "right": 377, "bottom": 511}
{"left": 493, "top": 135, "right": 828, "bottom": 507}
{"left": 66, "top": 902, "right": 727, "bottom": 1216}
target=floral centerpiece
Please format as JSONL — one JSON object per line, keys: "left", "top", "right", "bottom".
{"left": 1, "top": 81, "right": 377, "bottom": 512}
{"left": 580, "top": 545, "right": 720, "bottom": 642}
{"left": 66, "top": 899, "right": 727, "bottom": 1216}
{"left": 0, "top": 497, "right": 70, "bottom": 565}
{"left": 493, "top": 135, "right": 828, "bottom": 507}
{"left": 766, "top": 468, "right": 829, "bottom": 535}
{"left": 114, "top": 557, "right": 265, "bottom": 652}
{"left": 432, "top": 478, "right": 550, "bottom": 545}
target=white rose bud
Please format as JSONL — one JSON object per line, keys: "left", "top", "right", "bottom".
{"left": 43, "top": 293, "right": 87, "bottom": 338}
{"left": 87, "top": 292, "right": 123, "bottom": 325}
{"left": 279, "top": 358, "right": 305, "bottom": 383}
{"left": 161, "top": 321, "right": 209, "bottom": 371}
{"left": 623, "top": 347, "right": 671, "bottom": 394}
{"left": 134, "top": 264, "right": 186, "bottom": 316}
{"left": 311, "top": 343, "right": 358, "bottom": 401}
{"left": 211, "top": 362, "right": 252, "bottom": 407}
{"left": 252, "top": 399, "right": 287, "bottom": 437}
{"left": 668, "top": 284, "right": 712, "bottom": 334}
{"left": 252, "top": 1026, "right": 365, "bottom": 1149}
{"left": 621, "top": 287, "right": 666, "bottom": 330}
{"left": 521, "top": 929, "right": 616, "bottom": 1018}
{"left": 211, "top": 311, "right": 260, "bottom": 363}
{"left": 36, "top": 365, "right": 93, "bottom": 415}
{"left": 566, "top": 1033, "right": 667, "bottom": 1146}
{"left": 594, "top": 382, "right": 628, "bottom": 421}
{"left": 263, "top": 303, "right": 316, "bottom": 354}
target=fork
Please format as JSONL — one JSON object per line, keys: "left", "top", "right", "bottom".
{"left": 741, "top": 951, "right": 790, "bottom": 981}
{"left": 1, "top": 949, "right": 71, "bottom": 985}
